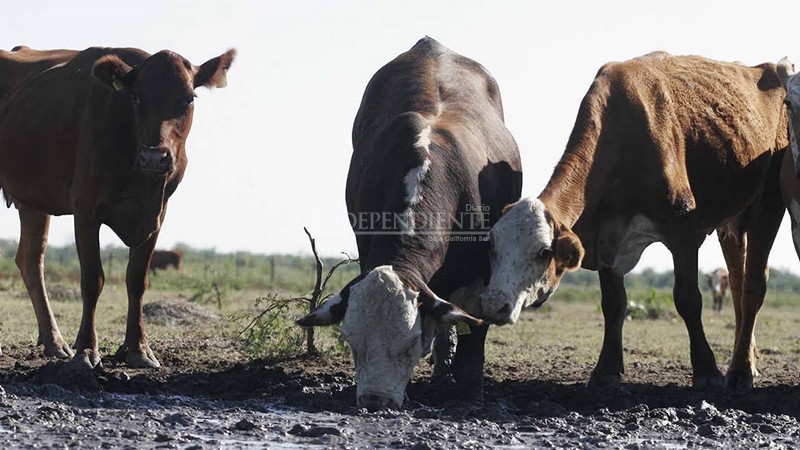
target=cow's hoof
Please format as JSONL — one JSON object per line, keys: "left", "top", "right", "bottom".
{"left": 125, "top": 346, "right": 161, "bottom": 369}
{"left": 72, "top": 349, "right": 102, "bottom": 368}
{"left": 586, "top": 372, "right": 621, "bottom": 389}
{"left": 43, "top": 339, "right": 74, "bottom": 359}
{"left": 692, "top": 372, "right": 724, "bottom": 389}
{"left": 725, "top": 367, "right": 755, "bottom": 390}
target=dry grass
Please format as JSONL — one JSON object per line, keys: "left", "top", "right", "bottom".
{"left": 1, "top": 283, "right": 800, "bottom": 389}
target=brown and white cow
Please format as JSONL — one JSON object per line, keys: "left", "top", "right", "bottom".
{"left": 485, "top": 52, "right": 788, "bottom": 389}
{"left": 298, "top": 37, "right": 522, "bottom": 410}
{"left": 0, "top": 46, "right": 234, "bottom": 367}
{"left": 707, "top": 268, "right": 729, "bottom": 313}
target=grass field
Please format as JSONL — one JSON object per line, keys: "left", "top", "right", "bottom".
{"left": 1, "top": 260, "right": 799, "bottom": 389}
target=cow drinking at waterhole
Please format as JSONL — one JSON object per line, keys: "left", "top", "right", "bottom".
{"left": 298, "top": 37, "right": 522, "bottom": 410}
{"left": 0, "top": 46, "right": 235, "bottom": 367}
{"left": 485, "top": 52, "right": 788, "bottom": 389}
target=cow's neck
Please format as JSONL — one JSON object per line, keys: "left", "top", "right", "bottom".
{"left": 537, "top": 91, "right": 618, "bottom": 231}
{"left": 365, "top": 236, "right": 447, "bottom": 284}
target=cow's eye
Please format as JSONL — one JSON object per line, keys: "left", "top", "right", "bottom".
{"left": 130, "top": 93, "right": 141, "bottom": 105}
{"left": 186, "top": 95, "right": 195, "bottom": 106}
{"left": 537, "top": 247, "right": 553, "bottom": 260}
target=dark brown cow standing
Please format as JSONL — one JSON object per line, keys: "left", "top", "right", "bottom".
{"left": 149, "top": 249, "right": 184, "bottom": 275}
{"left": 0, "top": 46, "right": 235, "bottom": 367}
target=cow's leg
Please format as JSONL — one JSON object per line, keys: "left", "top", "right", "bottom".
{"left": 452, "top": 323, "right": 489, "bottom": 402}
{"left": 587, "top": 268, "right": 627, "bottom": 387}
{"left": 73, "top": 217, "right": 104, "bottom": 367}
{"left": 15, "top": 206, "right": 72, "bottom": 358}
{"left": 669, "top": 233, "right": 722, "bottom": 387}
{"left": 719, "top": 232, "right": 745, "bottom": 353}
{"left": 726, "top": 202, "right": 783, "bottom": 389}
{"left": 431, "top": 326, "right": 457, "bottom": 383}
{"left": 120, "top": 230, "right": 160, "bottom": 368}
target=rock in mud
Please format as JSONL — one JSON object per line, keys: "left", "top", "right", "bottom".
{"left": 35, "top": 360, "right": 102, "bottom": 392}
{"left": 298, "top": 426, "right": 343, "bottom": 437}
{"left": 232, "top": 418, "right": 260, "bottom": 431}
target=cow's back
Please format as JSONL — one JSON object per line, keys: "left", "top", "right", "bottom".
{"left": 0, "top": 47, "right": 77, "bottom": 101}
{"left": 569, "top": 53, "right": 787, "bottom": 233}
{"left": 348, "top": 37, "right": 521, "bottom": 292}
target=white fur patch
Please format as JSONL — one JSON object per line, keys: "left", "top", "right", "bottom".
{"left": 403, "top": 159, "right": 431, "bottom": 205}
{"left": 399, "top": 126, "right": 434, "bottom": 235}
{"left": 415, "top": 125, "right": 432, "bottom": 155}
{"left": 482, "top": 197, "right": 555, "bottom": 325}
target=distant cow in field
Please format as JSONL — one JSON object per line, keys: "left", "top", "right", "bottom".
{"left": 0, "top": 45, "right": 235, "bottom": 367}
{"left": 150, "top": 250, "right": 184, "bottom": 275}
{"left": 707, "top": 268, "right": 729, "bottom": 313}
{"left": 298, "top": 37, "right": 522, "bottom": 410}
{"left": 485, "top": 52, "right": 788, "bottom": 390}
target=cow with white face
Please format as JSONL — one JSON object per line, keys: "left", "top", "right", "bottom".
{"left": 487, "top": 52, "right": 789, "bottom": 390}
{"left": 482, "top": 198, "right": 583, "bottom": 324}
{"left": 298, "top": 266, "right": 481, "bottom": 410}
{"left": 298, "top": 37, "right": 522, "bottom": 410}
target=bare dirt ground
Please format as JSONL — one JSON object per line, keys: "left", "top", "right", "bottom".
{"left": 1, "top": 292, "right": 800, "bottom": 448}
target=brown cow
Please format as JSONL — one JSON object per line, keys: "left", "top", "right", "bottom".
{"left": 149, "top": 249, "right": 184, "bottom": 275}
{"left": 484, "top": 52, "right": 788, "bottom": 389}
{"left": 707, "top": 268, "right": 729, "bottom": 313}
{"left": 0, "top": 46, "right": 235, "bottom": 368}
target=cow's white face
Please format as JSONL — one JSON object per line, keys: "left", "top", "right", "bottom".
{"left": 778, "top": 58, "right": 800, "bottom": 176}
{"left": 481, "top": 198, "right": 583, "bottom": 324}
{"left": 340, "top": 267, "right": 428, "bottom": 410}
{"left": 297, "top": 265, "right": 481, "bottom": 411}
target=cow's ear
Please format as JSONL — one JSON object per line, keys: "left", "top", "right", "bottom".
{"left": 296, "top": 293, "right": 346, "bottom": 327}
{"left": 92, "top": 55, "right": 136, "bottom": 91}
{"left": 194, "top": 48, "right": 236, "bottom": 89}
{"left": 554, "top": 229, "right": 584, "bottom": 272}
{"left": 777, "top": 57, "right": 795, "bottom": 89}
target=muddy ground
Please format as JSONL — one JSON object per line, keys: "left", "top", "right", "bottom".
{"left": 2, "top": 299, "right": 800, "bottom": 448}
{"left": 2, "top": 347, "right": 800, "bottom": 448}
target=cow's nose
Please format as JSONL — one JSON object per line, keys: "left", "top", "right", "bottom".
{"left": 496, "top": 303, "right": 512, "bottom": 317}
{"left": 358, "top": 393, "right": 398, "bottom": 412}
{"left": 136, "top": 147, "right": 173, "bottom": 175}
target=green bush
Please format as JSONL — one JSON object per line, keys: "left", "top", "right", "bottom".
{"left": 626, "top": 289, "right": 675, "bottom": 320}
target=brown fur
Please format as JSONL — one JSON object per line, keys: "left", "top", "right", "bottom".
{"left": 539, "top": 52, "right": 788, "bottom": 388}
{"left": 150, "top": 249, "right": 184, "bottom": 274}
{"left": 0, "top": 46, "right": 234, "bottom": 369}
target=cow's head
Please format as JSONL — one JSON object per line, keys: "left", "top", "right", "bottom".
{"left": 92, "top": 49, "right": 235, "bottom": 176}
{"left": 778, "top": 57, "right": 800, "bottom": 177}
{"left": 90, "top": 49, "right": 235, "bottom": 246}
{"left": 480, "top": 197, "right": 583, "bottom": 324}
{"left": 297, "top": 266, "right": 481, "bottom": 411}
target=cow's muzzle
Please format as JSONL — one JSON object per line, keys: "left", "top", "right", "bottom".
{"left": 358, "top": 393, "right": 400, "bottom": 412}
{"left": 136, "top": 146, "right": 174, "bottom": 175}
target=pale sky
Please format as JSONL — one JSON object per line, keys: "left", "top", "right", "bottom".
{"left": 1, "top": 0, "right": 799, "bottom": 274}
